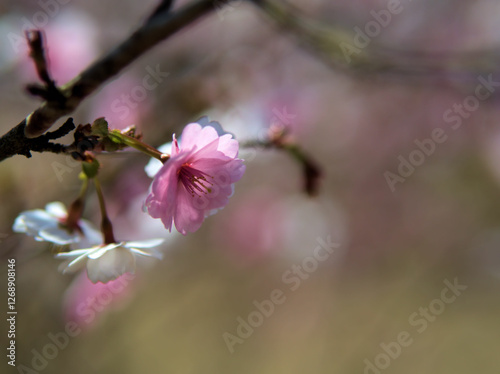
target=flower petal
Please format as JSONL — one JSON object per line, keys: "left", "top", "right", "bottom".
{"left": 197, "top": 116, "right": 233, "bottom": 137}
{"left": 45, "top": 202, "right": 68, "bottom": 219}
{"left": 39, "top": 226, "right": 78, "bottom": 245}
{"left": 56, "top": 249, "right": 93, "bottom": 258}
{"left": 87, "top": 243, "right": 122, "bottom": 259}
{"left": 61, "top": 251, "right": 93, "bottom": 274}
{"left": 145, "top": 152, "right": 194, "bottom": 231}
{"left": 173, "top": 186, "right": 205, "bottom": 235}
{"left": 12, "top": 210, "right": 57, "bottom": 236}
{"left": 179, "top": 123, "right": 219, "bottom": 152}
{"left": 217, "top": 134, "right": 239, "bottom": 158}
{"left": 58, "top": 258, "right": 87, "bottom": 274}
{"left": 129, "top": 247, "right": 163, "bottom": 259}
{"left": 86, "top": 247, "right": 136, "bottom": 283}
{"left": 124, "top": 238, "right": 164, "bottom": 248}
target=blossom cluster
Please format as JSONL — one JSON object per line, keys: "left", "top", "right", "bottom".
{"left": 13, "top": 118, "right": 245, "bottom": 284}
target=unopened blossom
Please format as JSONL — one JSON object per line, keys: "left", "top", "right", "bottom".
{"left": 13, "top": 202, "right": 101, "bottom": 246}
{"left": 145, "top": 122, "right": 245, "bottom": 235}
{"left": 56, "top": 239, "right": 164, "bottom": 283}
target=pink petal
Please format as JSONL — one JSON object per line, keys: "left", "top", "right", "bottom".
{"left": 203, "top": 183, "right": 233, "bottom": 211}
{"left": 189, "top": 137, "right": 222, "bottom": 162}
{"left": 193, "top": 158, "right": 246, "bottom": 184}
{"left": 63, "top": 272, "right": 133, "bottom": 329}
{"left": 180, "top": 123, "right": 219, "bottom": 151}
{"left": 173, "top": 185, "right": 205, "bottom": 235}
{"left": 217, "top": 134, "right": 239, "bottom": 158}
{"left": 146, "top": 154, "right": 186, "bottom": 230}
{"left": 171, "top": 134, "right": 180, "bottom": 157}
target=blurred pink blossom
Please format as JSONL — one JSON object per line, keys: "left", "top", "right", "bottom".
{"left": 213, "top": 191, "right": 285, "bottom": 262}
{"left": 146, "top": 122, "right": 245, "bottom": 235}
{"left": 62, "top": 272, "right": 134, "bottom": 329}
{"left": 214, "top": 190, "right": 346, "bottom": 263}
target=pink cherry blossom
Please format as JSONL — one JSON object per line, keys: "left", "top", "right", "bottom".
{"left": 145, "top": 122, "right": 245, "bottom": 235}
{"left": 63, "top": 272, "right": 134, "bottom": 329}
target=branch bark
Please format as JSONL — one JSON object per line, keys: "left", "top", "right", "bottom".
{"left": 0, "top": 0, "right": 229, "bottom": 163}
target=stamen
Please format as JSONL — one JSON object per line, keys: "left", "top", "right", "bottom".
{"left": 178, "top": 165, "right": 214, "bottom": 197}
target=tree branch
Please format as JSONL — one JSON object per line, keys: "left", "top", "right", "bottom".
{"left": 0, "top": 0, "right": 230, "bottom": 163}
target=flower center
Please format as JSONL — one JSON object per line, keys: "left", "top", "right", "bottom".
{"left": 179, "top": 164, "right": 214, "bottom": 197}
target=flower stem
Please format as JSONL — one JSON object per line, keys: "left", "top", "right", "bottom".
{"left": 65, "top": 177, "right": 88, "bottom": 231}
{"left": 94, "top": 177, "right": 116, "bottom": 244}
{"left": 109, "top": 131, "right": 169, "bottom": 162}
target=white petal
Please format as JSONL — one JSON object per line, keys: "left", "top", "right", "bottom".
{"left": 61, "top": 252, "right": 91, "bottom": 274}
{"left": 56, "top": 249, "right": 93, "bottom": 258}
{"left": 86, "top": 247, "right": 136, "bottom": 283}
{"left": 124, "top": 238, "right": 164, "bottom": 249}
{"left": 129, "top": 247, "right": 163, "bottom": 260}
{"left": 58, "top": 258, "right": 86, "bottom": 274}
{"left": 87, "top": 243, "right": 122, "bottom": 259}
{"left": 12, "top": 216, "right": 28, "bottom": 233}
{"left": 45, "top": 202, "right": 68, "bottom": 218}
{"left": 13, "top": 210, "right": 57, "bottom": 235}
{"left": 39, "top": 226, "right": 78, "bottom": 245}
{"left": 58, "top": 259, "right": 74, "bottom": 273}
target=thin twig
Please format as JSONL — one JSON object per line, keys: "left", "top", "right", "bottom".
{"left": 0, "top": 0, "right": 232, "bottom": 163}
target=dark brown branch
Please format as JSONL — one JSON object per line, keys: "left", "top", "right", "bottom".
{"left": 147, "top": 0, "right": 175, "bottom": 22}
{"left": 25, "top": 30, "right": 66, "bottom": 104}
{"left": 26, "top": 30, "right": 52, "bottom": 85}
{"left": 0, "top": 119, "right": 70, "bottom": 159}
{"left": 242, "top": 138, "right": 322, "bottom": 196}
{"left": 43, "top": 118, "right": 75, "bottom": 140}
{"left": 0, "top": 0, "right": 231, "bottom": 163}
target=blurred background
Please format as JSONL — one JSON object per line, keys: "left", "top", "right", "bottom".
{"left": 1, "top": 0, "right": 500, "bottom": 373}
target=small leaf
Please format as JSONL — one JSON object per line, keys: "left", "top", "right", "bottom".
{"left": 91, "top": 117, "right": 109, "bottom": 137}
